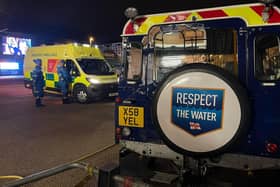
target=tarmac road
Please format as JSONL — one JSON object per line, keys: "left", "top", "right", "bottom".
{"left": 0, "top": 77, "right": 117, "bottom": 186}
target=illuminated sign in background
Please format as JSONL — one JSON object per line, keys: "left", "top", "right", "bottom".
{"left": 2, "top": 36, "right": 32, "bottom": 56}
{"left": 0, "top": 35, "right": 31, "bottom": 74}
{"left": 0, "top": 62, "right": 19, "bottom": 70}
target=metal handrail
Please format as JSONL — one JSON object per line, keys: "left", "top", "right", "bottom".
{"left": 3, "top": 162, "right": 91, "bottom": 187}
{"left": 3, "top": 144, "right": 117, "bottom": 187}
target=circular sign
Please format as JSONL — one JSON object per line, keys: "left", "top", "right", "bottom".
{"left": 152, "top": 64, "right": 250, "bottom": 156}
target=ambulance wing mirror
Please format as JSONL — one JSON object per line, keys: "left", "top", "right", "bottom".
{"left": 71, "top": 70, "right": 77, "bottom": 76}
{"left": 71, "top": 69, "right": 80, "bottom": 77}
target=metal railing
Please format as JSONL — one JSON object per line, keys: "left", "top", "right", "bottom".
{"left": 3, "top": 162, "right": 92, "bottom": 187}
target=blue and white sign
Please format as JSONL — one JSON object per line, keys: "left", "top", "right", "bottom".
{"left": 172, "top": 87, "right": 224, "bottom": 136}
{"left": 156, "top": 71, "right": 241, "bottom": 153}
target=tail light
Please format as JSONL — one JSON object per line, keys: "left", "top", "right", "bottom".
{"left": 116, "top": 127, "right": 121, "bottom": 141}
{"left": 115, "top": 97, "right": 122, "bottom": 103}
{"left": 266, "top": 142, "right": 278, "bottom": 153}
{"left": 116, "top": 127, "right": 121, "bottom": 135}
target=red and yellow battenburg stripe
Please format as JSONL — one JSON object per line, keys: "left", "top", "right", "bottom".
{"left": 123, "top": 3, "right": 280, "bottom": 35}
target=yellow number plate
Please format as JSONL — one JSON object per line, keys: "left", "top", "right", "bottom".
{"left": 119, "top": 106, "right": 144, "bottom": 128}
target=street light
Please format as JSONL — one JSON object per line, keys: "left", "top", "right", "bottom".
{"left": 89, "top": 36, "right": 95, "bottom": 46}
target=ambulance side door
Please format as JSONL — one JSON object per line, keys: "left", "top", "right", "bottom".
{"left": 66, "top": 59, "right": 80, "bottom": 89}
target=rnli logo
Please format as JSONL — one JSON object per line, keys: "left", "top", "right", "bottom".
{"left": 171, "top": 87, "right": 224, "bottom": 136}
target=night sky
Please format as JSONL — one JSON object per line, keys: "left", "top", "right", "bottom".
{"left": 0, "top": 0, "right": 262, "bottom": 45}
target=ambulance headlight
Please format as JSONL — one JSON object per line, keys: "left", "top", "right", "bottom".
{"left": 87, "top": 78, "right": 100, "bottom": 84}
{"left": 122, "top": 127, "right": 131, "bottom": 137}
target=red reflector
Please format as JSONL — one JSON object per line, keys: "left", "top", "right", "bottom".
{"left": 116, "top": 127, "right": 121, "bottom": 135}
{"left": 124, "top": 176, "right": 133, "bottom": 187}
{"left": 266, "top": 143, "right": 278, "bottom": 153}
{"left": 116, "top": 135, "right": 121, "bottom": 141}
{"left": 115, "top": 97, "right": 122, "bottom": 103}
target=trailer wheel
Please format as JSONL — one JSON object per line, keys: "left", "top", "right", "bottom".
{"left": 152, "top": 63, "right": 250, "bottom": 157}
{"left": 73, "top": 85, "right": 89, "bottom": 104}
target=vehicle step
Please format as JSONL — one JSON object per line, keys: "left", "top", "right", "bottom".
{"left": 150, "top": 171, "right": 178, "bottom": 184}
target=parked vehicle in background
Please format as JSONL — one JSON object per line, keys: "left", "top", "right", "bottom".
{"left": 24, "top": 43, "right": 118, "bottom": 103}
{"left": 102, "top": 48, "right": 122, "bottom": 76}
{"left": 100, "top": 42, "right": 122, "bottom": 75}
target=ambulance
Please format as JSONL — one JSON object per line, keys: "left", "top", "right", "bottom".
{"left": 114, "top": 0, "right": 280, "bottom": 183}
{"left": 24, "top": 43, "right": 118, "bottom": 103}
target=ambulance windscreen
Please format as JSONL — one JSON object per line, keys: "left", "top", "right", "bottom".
{"left": 77, "top": 58, "right": 114, "bottom": 75}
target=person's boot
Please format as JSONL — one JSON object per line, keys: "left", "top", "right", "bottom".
{"left": 66, "top": 98, "right": 71, "bottom": 104}
{"left": 35, "top": 98, "right": 40, "bottom": 107}
{"left": 62, "top": 98, "right": 70, "bottom": 104}
{"left": 36, "top": 98, "right": 45, "bottom": 107}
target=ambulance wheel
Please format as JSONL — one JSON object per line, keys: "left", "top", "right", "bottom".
{"left": 152, "top": 63, "right": 251, "bottom": 157}
{"left": 73, "top": 85, "right": 89, "bottom": 104}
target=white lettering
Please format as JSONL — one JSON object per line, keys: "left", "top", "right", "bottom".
{"left": 176, "top": 91, "right": 219, "bottom": 108}
{"left": 191, "top": 111, "right": 217, "bottom": 121}
{"left": 211, "top": 112, "right": 216, "bottom": 121}
{"left": 194, "top": 94, "right": 200, "bottom": 105}
{"left": 183, "top": 93, "right": 188, "bottom": 104}
{"left": 205, "top": 95, "right": 212, "bottom": 106}
{"left": 191, "top": 111, "right": 200, "bottom": 119}
{"left": 212, "top": 95, "right": 218, "bottom": 107}
{"left": 200, "top": 94, "right": 205, "bottom": 106}
{"left": 176, "top": 109, "right": 189, "bottom": 118}
{"left": 176, "top": 93, "right": 182, "bottom": 104}
{"left": 188, "top": 93, "right": 194, "bottom": 105}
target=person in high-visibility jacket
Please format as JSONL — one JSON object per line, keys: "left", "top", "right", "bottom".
{"left": 57, "top": 60, "right": 72, "bottom": 104}
{"left": 31, "top": 59, "right": 45, "bottom": 107}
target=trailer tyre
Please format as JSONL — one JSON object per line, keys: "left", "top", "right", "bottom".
{"left": 73, "top": 85, "right": 89, "bottom": 104}
{"left": 152, "top": 63, "right": 250, "bottom": 157}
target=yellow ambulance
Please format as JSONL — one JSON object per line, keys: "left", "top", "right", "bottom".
{"left": 24, "top": 43, "right": 118, "bottom": 103}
